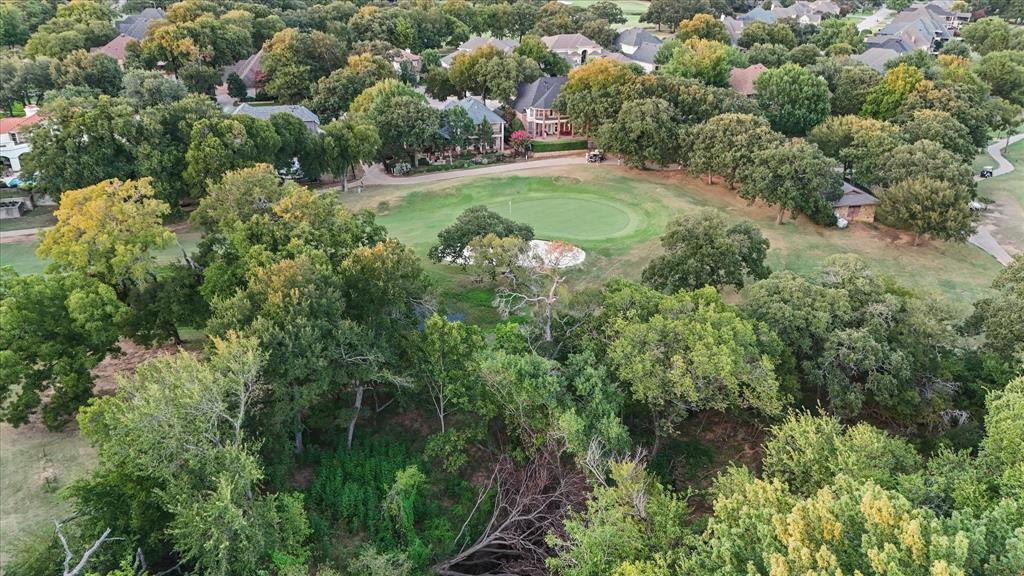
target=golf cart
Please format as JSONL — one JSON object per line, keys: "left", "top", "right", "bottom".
{"left": 587, "top": 149, "right": 606, "bottom": 163}
{"left": 980, "top": 166, "right": 994, "bottom": 178}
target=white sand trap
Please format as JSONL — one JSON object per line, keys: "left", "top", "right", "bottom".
{"left": 526, "top": 240, "right": 585, "bottom": 268}
{"left": 454, "top": 239, "right": 586, "bottom": 268}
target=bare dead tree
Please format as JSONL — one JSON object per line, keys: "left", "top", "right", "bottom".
{"left": 434, "top": 446, "right": 588, "bottom": 576}
{"left": 55, "top": 521, "right": 120, "bottom": 576}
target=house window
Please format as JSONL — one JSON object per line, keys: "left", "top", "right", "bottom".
{"left": 9, "top": 132, "right": 18, "bottom": 144}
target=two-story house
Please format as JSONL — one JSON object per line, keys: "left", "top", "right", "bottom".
{"left": 512, "top": 76, "right": 573, "bottom": 139}
{"left": 1, "top": 106, "right": 43, "bottom": 174}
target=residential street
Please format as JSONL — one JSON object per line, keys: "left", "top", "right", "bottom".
{"left": 856, "top": 6, "right": 895, "bottom": 31}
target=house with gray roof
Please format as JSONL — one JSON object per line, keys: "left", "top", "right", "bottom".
{"left": 721, "top": 16, "right": 746, "bottom": 45}
{"left": 232, "top": 103, "right": 321, "bottom": 133}
{"left": 116, "top": 7, "right": 165, "bottom": 40}
{"left": 851, "top": 47, "right": 901, "bottom": 72}
{"left": 615, "top": 28, "right": 661, "bottom": 55}
{"left": 542, "top": 34, "right": 606, "bottom": 67}
{"left": 443, "top": 97, "right": 506, "bottom": 151}
{"left": 870, "top": 3, "right": 954, "bottom": 53}
{"left": 739, "top": 7, "right": 778, "bottom": 24}
{"left": 626, "top": 42, "right": 661, "bottom": 72}
{"left": 441, "top": 37, "right": 519, "bottom": 68}
{"left": 512, "top": 76, "right": 573, "bottom": 139}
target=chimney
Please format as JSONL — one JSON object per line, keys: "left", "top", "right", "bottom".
{"left": 23, "top": 105, "right": 39, "bottom": 118}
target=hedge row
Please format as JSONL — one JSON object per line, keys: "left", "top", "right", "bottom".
{"left": 531, "top": 139, "right": 588, "bottom": 152}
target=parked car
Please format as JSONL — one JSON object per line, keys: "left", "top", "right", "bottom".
{"left": 587, "top": 149, "right": 606, "bottom": 163}
{"left": 980, "top": 166, "right": 994, "bottom": 178}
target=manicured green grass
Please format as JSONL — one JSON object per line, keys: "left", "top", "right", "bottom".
{"left": 0, "top": 424, "right": 96, "bottom": 568}
{"left": 531, "top": 139, "right": 589, "bottom": 153}
{"left": 562, "top": 0, "right": 652, "bottom": 28}
{"left": 0, "top": 230, "right": 203, "bottom": 275}
{"left": 357, "top": 167, "right": 1002, "bottom": 305}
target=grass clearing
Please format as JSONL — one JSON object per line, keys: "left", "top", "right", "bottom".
{"left": 0, "top": 229, "right": 202, "bottom": 275}
{"left": 0, "top": 424, "right": 96, "bottom": 568}
{"left": 345, "top": 165, "right": 1002, "bottom": 306}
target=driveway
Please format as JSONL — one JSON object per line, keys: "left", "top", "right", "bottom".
{"left": 969, "top": 133, "right": 1024, "bottom": 266}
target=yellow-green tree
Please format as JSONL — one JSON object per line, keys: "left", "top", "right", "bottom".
{"left": 38, "top": 178, "right": 174, "bottom": 294}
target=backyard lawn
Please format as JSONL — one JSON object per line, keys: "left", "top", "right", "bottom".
{"left": 347, "top": 166, "right": 1003, "bottom": 309}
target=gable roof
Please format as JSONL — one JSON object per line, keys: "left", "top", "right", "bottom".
{"left": 833, "top": 181, "right": 879, "bottom": 207}
{"left": 721, "top": 16, "right": 745, "bottom": 44}
{"left": 232, "top": 103, "right": 320, "bottom": 126}
{"left": 851, "top": 47, "right": 901, "bottom": 72}
{"left": 445, "top": 97, "right": 505, "bottom": 126}
{"left": 542, "top": 33, "right": 602, "bottom": 52}
{"left": 222, "top": 49, "right": 264, "bottom": 86}
{"left": 865, "top": 35, "right": 916, "bottom": 53}
{"left": 0, "top": 114, "right": 44, "bottom": 135}
{"left": 90, "top": 34, "right": 133, "bottom": 61}
{"left": 441, "top": 36, "right": 519, "bottom": 67}
{"left": 513, "top": 76, "right": 568, "bottom": 112}
{"left": 615, "top": 28, "right": 661, "bottom": 48}
{"left": 739, "top": 6, "right": 777, "bottom": 23}
{"left": 116, "top": 7, "right": 165, "bottom": 40}
{"left": 629, "top": 42, "right": 661, "bottom": 64}
{"left": 728, "top": 63, "right": 768, "bottom": 96}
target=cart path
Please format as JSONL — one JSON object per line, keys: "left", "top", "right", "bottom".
{"left": 968, "top": 133, "right": 1024, "bottom": 266}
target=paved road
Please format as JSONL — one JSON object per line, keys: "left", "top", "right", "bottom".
{"left": 361, "top": 155, "right": 587, "bottom": 187}
{"left": 968, "top": 133, "right": 1024, "bottom": 266}
{"left": 857, "top": 6, "right": 895, "bottom": 31}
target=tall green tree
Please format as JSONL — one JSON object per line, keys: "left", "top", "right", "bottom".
{"left": 596, "top": 98, "right": 679, "bottom": 168}
{"left": 322, "top": 117, "right": 381, "bottom": 192}
{"left": 37, "top": 178, "right": 174, "bottom": 294}
{"left": 688, "top": 113, "right": 783, "bottom": 185}
{"left": 606, "top": 284, "right": 783, "bottom": 454}
{"left": 641, "top": 209, "right": 770, "bottom": 292}
{"left": 306, "top": 53, "right": 397, "bottom": 122}
{"left": 350, "top": 79, "right": 440, "bottom": 166}
{"left": 862, "top": 63, "right": 925, "bottom": 120}
{"left": 663, "top": 38, "right": 739, "bottom": 87}
{"left": 22, "top": 95, "right": 142, "bottom": 198}
{"left": 0, "top": 270, "right": 124, "bottom": 430}
{"left": 879, "top": 178, "right": 977, "bottom": 246}
{"left": 754, "top": 63, "right": 831, "bottom": 135}
{"left": 737, "top": 139, "right": 841, "bottom": 225}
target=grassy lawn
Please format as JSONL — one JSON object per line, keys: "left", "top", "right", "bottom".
{"left": 0, "top": 424, "right": 96, "bottom": 568}
{"left": 345, "top": 165, "right": 1002, "bottom": 308}
{"left": 562, "top": 0, "right": 652, "bottom": 28}
{"left": 0, "top": 229, "right": 202, "bottom": 275}
{"left": 0, "top": 205, "right": 56, "bottom": 233}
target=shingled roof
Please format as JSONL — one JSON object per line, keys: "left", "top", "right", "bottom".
{"left": 444, "top": 97, "right": 505, "bottom": 126}
{"left": 512, "top": 76, "right": 568, "bottom": 112}
{"left": 728, "top": 64, "right": 768, "bottom": 96}
{"left": 116, "top": 8, "right": 165, "bottom": 40}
